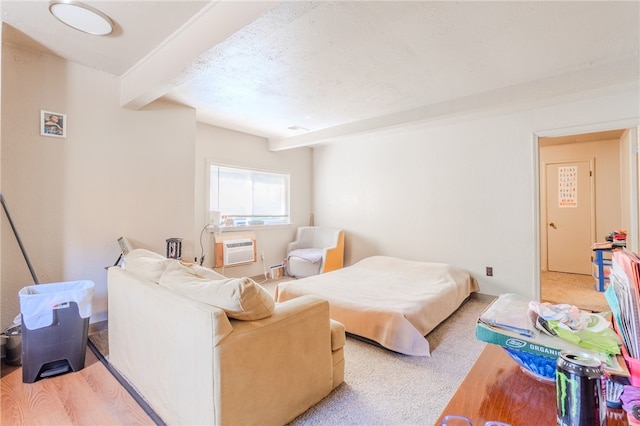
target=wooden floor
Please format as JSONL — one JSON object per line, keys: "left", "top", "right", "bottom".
{"left": 1, "top": 347, "right": 155, "bottom": 425}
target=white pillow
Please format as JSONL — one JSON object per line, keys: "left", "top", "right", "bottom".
{"left": 124, "top": 249, "right": 172, "bottom": 283}
{"left": 159, "top": 261, "right": 275, "bottom": 321}
{"left": 173, "top": 261, "right": 228, "bottom": 281}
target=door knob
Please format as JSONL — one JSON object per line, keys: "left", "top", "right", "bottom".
{"left": 549, "top": 222, "right": 556, "bottom": 229}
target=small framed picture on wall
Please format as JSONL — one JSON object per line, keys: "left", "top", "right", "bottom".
{"left": 40, "top": 110, "right": 66, "bottom": 138}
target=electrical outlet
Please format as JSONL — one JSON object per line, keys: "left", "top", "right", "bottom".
{"left": 486, "top": 267, "right": 493, "bottom": 276}
{"left": 260, "top": 252, "right": 265, "bottom": 261}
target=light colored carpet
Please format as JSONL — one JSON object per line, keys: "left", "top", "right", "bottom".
{"left": 88, "top": 327, "right": 109, "bottom": 356}
{"left": 540, "top": 271, "right": 609, "bottom": 312}
{"left": 287, "top": 298, "right": 489, "bottom": 425}
{"left": 263, "top": 277, "right": 490, "bottom": 424}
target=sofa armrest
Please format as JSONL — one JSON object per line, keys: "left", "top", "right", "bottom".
{"left": 330, "top": 319, "right": 346, "bottom": 388}
{"left": 286, "top": 240, "right": 300, "bottom": 253}
{"left": 287, "top": 236, "right": 307, "bottom": 253}
{"left": 213, "top": 295, "right": 335, "bottom": 426}
{"left": 287, "top": 226, "right": 315, "bottom": 254}
{"left": 321, "top": 230, "right": 344, "bottom": 273}
{"left": 107, "top": 266, "right": 233, "bottom": 425}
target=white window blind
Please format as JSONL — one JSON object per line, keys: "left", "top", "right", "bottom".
{"left": 209, "top": 163, "right": 290, "bottom": 227}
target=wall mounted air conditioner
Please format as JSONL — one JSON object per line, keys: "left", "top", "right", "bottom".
{"left": 223, "top": 238, "right": 255, "bottom": 266}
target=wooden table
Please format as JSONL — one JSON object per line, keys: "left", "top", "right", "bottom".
{"left": 435, "top": 344, "right": 627, "bottom": 426}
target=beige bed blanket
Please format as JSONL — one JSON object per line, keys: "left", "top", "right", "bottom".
{"left": 275, "top": 256, "right": 478, "bottom": 356}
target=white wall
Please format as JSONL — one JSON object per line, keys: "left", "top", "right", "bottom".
{"left": 1, "top": 43, "right": 197, "bottom": 328}
{"left": 619, "top": 128, "right": 640, "bottom": 252}
{"left": 195, "top": 123, "right": 312, "bottom": 278}
{"left": 312, "top": 88, "right": 639, "bottom": 300}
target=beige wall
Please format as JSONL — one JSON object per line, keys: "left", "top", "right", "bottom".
{"left": 1, "top": 42, "right": 196, "bottom": 327}
{"left": 194, "top": 123, "right": 312, "bottom": 278}
{"left": 1, "top": 40, "right": 314, "bottom": 329}
{"left": 312, "top": 89, "right": 639, "bottom": 300}
{"left": 539, "top": 139, "right": 622, "bottom": 271}
{"left": 619, "top": 128, "right": 640, "bottom": 251}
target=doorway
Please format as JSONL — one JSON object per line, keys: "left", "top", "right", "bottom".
{"left": 538, "top": 128, "right": 629, "bottom": 311}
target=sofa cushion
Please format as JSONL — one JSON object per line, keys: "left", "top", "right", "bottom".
{"left": 159, "top": 261, "right": 275, "bottom": 320}
{"left": 124, "top": 249, "right": 172, "bottom": 283}
{"left": 330, "top": 319, "right": 346, "bottom": 351}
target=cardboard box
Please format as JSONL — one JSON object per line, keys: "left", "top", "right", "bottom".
{"left": 476, "top": 321, "right": 581, "bottom": 359}
{"left": 476, "top": 320, "right": 627, "bottom": 376}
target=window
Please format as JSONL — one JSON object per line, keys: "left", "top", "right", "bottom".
{"left": 208, "top": 163, "right": 290, "bottom": 228}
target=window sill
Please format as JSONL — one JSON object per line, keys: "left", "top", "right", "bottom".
{"left": 206, "top": 223, "right": 292, "bottom": 233}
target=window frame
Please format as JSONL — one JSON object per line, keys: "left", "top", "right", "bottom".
{"left": 206, "top": 160, "right": 292, "bottom": 230}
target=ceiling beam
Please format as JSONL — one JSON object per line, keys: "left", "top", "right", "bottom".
{"left": 267, "top": 55, "right": 640, "bottom": 151}
{"left": 119, "top": 0, "right": 279, "bottom": 110}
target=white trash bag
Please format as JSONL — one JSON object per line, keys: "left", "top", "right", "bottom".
{"left": 19, "top": 280, "right": 94, "bottom": 330}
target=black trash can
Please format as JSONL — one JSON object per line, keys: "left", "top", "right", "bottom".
{"left": 19, "top": 280, "right": 94, "bottom": 383}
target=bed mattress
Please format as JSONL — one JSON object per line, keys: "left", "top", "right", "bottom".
{"left": 275, "top": 256, "right": 478, "bottom": 356}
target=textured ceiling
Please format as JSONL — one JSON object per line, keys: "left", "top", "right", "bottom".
{"left": 2, "top": 1, "right": 639, "bottom": 148}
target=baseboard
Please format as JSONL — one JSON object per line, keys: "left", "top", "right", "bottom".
{"left": 471, "top": 292, "right": 497, "bottom": 303}
{"left": 89, "top": 320, "right": 108, "bottom": 334}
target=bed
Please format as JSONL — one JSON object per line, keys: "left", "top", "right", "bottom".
{"left": 275, "top": 256, "right": 478, "bottom": 356}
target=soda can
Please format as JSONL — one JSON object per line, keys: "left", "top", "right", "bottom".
{"left": 556, "top": 350, "right": 605, "bottom": 426}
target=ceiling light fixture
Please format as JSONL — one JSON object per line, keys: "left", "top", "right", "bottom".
{"left": 49, "top": 1, "right": 114, "bottom": 36}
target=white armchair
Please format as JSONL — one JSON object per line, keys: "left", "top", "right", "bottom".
{"left": 286, "top": 226, "right": 345, "bottom": 278}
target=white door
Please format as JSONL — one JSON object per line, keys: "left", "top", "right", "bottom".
{"left": 546, "top": 160, "right": 594, "bottom": 274}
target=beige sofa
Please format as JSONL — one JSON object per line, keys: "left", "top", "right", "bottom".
{"left": 108, "top": 249, "right": 345, "bottom": 425}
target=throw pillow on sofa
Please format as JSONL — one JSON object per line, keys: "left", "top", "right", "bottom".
{"left": 159, "top": 261, "right": 275, "bottom": 320}
{"left": 173, "top": 260, "right": 227, "bottom": 281}
{"left": 124, "top": 249, "right": 173, "bottom": 283}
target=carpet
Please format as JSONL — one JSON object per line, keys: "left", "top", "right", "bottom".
{"left": 289, "top": 298, "right": 490, "bottom": 425}
{"left": 88, "top": 329, "right": 109, "bottom": 357}
{"left": 541, "top": 271, "right": 609, "bottom": 312}
{"left": 89, "top": 297, "right": 491, "bottom": 425}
